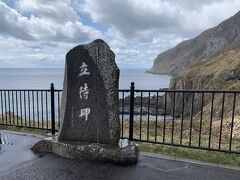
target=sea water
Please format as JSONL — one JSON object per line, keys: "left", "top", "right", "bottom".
{"left": 0, "top": 68, "right": 172, "bottom": 122}
{"left": 0, "top": 68, "right": 171, "bottom": 89}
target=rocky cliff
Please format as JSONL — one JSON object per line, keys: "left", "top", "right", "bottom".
{"left": 168, "top": 45, "right": 240, "bottom": 118}
{"left": 149, "top": 10, "right": 240, "bottom": 76}
{"left": 121, "top": 45, "right": 240, "bottom": 118}
{"left": 169, "top": 45, "right": 240, "bottom": 90}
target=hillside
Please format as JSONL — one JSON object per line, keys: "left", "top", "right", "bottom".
{"left": 170, "top": 45, "right": 240, "bottom": 90}
{"left": 168, "top": 45, "right": 240, "bottom": 118}
{"left": 149, "top": 10, "right": 240, "bottom": 76}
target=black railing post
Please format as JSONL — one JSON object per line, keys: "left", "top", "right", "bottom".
{"left": 50, "top": 83, "right": 55, "bottom": 135}
{"left": 129, "top": 82, "right": 135, "bottom": 141}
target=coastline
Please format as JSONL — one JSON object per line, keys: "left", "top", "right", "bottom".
{"left": 145, "top": 69, "right": 174, "bottom": 77}
{"left": 0, "top": 68, "right": 172, "bottom": 90}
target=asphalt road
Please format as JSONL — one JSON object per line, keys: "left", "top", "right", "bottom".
{"left": 0, "top": 131, "right": 240, "bottom": 180}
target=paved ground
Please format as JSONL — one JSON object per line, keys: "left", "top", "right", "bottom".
{"left": 0, "top": 131, "right": 40, "bottom": 175}
{"left": 0, "top": 131, "right": 240, "bottom": 180}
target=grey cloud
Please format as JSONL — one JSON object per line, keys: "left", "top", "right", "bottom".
{"left": 84, "top": 0, "right": 240, "bottom": 43}
{"left": 168, "top": 0, "right": 226, "bottom": 9}
{"left": 84, "top": 0, "right": 182, "bottom": 40}
{"left": 101, "top": 1, "right": 179, "bottom": 29}
{"left": 0, "top": 1, "right": 102, "bottom": 43}
{"left": 17, "top": 0, "right": 79, "bottom": 23}
{"left": 0, "top": 2, "right": 34, "bottom": 40}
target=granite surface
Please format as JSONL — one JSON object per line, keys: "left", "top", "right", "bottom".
{"left": 58, "top": 39, "right": 120, "bottom": 144}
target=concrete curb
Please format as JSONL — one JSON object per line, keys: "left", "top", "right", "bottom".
{"left": 140, "top": 152, "right": 240, "bottom": 171}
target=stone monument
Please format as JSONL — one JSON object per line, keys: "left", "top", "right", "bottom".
{"left": 32, "top": 39, "right": 138, "bottom": 164}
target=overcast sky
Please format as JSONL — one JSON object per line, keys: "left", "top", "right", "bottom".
{"left": 0, "top": 0, "right": 240, "bottom": 69}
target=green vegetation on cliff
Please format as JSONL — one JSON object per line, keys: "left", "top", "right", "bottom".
{"left": 170, "top": 45, "right": 240, "bottom": 90}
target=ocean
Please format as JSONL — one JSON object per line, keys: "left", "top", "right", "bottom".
{"left": 0, "top": 68, "right": 171, "bottom": 122}
{"left": 0, "top": 68, "right": 171, "bottom": 89}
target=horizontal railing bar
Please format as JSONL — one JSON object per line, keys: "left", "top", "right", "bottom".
{"left": 135, "top": 89, "right": 240, "bottom": 93}
{"left": 1, "top": 89, "right": 239, "bottom": 93}
{"left": 119, "top": 89, "right": 130, "bottom": 92}
{"left": 54, "top": 90, "right": 63, "bottom": 92}
{"left": 0, "top": 89, "right": 50, "bottom": 92}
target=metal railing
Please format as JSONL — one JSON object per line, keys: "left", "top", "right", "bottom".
{"left": 0, "top": 83, "right": 240, "bottom": 154}
{"left": 120, "top": 83, "right": 240, "bottom": 154}
{"left": 0, "top": 84, "right": 62, "bottom": 134}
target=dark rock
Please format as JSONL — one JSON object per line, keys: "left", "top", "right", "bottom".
{"left": 119, "top": 95, "right": 170, "bottom": 116}
{"left": 223, "top": 69, "right": 240, "bottom": 81}
{"left": 58, "top": 39, "right": 120, "bottom": 145}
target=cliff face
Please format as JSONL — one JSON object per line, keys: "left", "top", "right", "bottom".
{"left": 149, "top": 10, "right": 240, "bottom": 76}
{"left": 168, "top": 45, "right": 240, "bottom": 118}
{"left": 169, "top": 45, "right": 240, "bottom": 90}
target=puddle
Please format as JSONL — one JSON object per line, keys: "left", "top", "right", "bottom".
{"left": 0, "top": 132, "right": 15, "bottom": 153}
{"left": 0, "top": 131, "right": 34, "bottom": 153}
{"left": 0, "top": 131, "right": 40, "bottom": 174}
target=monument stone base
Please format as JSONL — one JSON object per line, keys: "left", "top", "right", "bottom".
{"left": 32, "top": 138, "right": 138, "bottom": 165}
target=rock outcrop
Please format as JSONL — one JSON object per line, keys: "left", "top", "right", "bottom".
{"left": 149, "top": 10, "right": 240, "bottom": 76}
{"left": 224, "top": 69, "right": 240, "bottom": 81}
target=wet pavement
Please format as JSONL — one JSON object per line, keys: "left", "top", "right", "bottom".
{"left": 0, "top": 131, "right": 240, "bottom": 180}
{"left": 0, "top": 131, "right": 40, "bottom": 175}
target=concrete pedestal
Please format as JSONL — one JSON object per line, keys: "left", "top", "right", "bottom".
{"left": 32, "top": 138, "right": 138, "bottom": 165}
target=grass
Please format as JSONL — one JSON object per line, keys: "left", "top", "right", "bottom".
{"left": 0, "top": 113, "right": 51, "bottom": 136}
{"left": 121, "top": 117, "right": 240, "bottom": 167}
{"left": 0, "top": 123, "right": 50, "bottom": 136}
{"left": 121, "top": 116, "right": 240, "bottom": 150}
{"left": 138, "top": 143, "right": 240, "bottom": 167}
